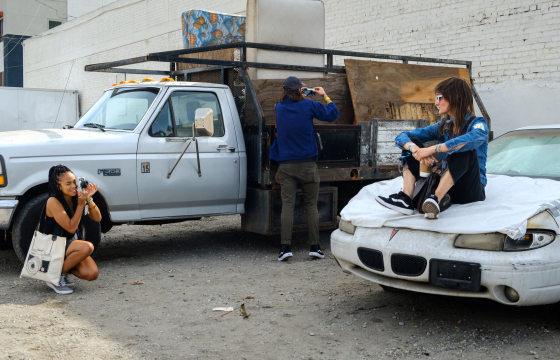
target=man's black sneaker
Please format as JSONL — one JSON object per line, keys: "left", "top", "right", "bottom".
{"left": 278, "top": 245, "right": 293, "bottom": 261}
{"left": 309, "top": 245, "right": 325, "bottom": 259}
{"left": 376, "top": 191, "right": 414, "bottom": 215}
{"left": 422, "top": 194, "right": 440, "bottom": 219}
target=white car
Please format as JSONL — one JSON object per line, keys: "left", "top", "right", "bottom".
{"left": 331, "top": 125, "right": 560, "bottom": 306}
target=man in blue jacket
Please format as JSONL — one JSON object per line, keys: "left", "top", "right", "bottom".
{"left": 270, "top": 76, "right": 339, "bottom": 261}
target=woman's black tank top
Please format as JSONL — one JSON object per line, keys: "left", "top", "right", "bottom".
{"left": 40, "top": 203, "right": 76, "bottom": 240}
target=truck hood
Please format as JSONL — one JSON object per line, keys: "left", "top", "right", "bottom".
{"left": 0, "top": 129, "right": 139, "bottom": 158}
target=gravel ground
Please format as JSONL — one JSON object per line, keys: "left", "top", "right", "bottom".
{"left": 1, "top": 215, "right": 560, "bottom": 359}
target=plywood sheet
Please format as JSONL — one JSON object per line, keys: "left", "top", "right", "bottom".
{"left": 176, "top": 49, "right": 236, "bottom": 71}
{"left": 345, "top": 60, "right": 470, "bottom": 123}
{"left": 252, "top": 76, "right": 354, "bottom": 125}
{"left": 386, "top": 102, "right": 440, "bottom": 124}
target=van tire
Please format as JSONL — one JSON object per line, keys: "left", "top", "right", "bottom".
{"left": 12, "top": 194, "right": 102, "bottom": 263}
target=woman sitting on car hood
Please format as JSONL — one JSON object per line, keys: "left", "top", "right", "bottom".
{"left": 376, "top": 77, "right": 488, "bottom": 219}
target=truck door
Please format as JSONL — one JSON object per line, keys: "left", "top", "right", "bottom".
{"left": 136, "top": 88, "right": 240, "bottom": 219}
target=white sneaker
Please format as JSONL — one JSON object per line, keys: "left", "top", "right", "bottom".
{"left": 422, "top": 195, "right": 440, "bottom": 219}
{"left": 46, "top": 276, "right": 73, "bottom": 295}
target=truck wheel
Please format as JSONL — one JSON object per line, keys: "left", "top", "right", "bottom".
{"left": 12, "top": 194, "right": 48, "bottom": 263}
{"left": 12, "top": 194, "right": 102, "bottom": 263}
{"left": 82, "top": 216, "right": 101, "bottom": 258}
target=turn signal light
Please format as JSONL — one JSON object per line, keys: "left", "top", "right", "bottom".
{"left": 0, "top": 176, "right": 4, "bottom": 185}
{"left": 128, "top": 80, "right": 139, "bottom": 83}
{"left": 160, "top": 77, "right": 175, "bottom": 82}
{"left": 119, "top": 80, "right": 127, "bottom": 84}
{"left": 142, "top": 78, "right": 155, "bottom": 82}
{"left": 112, "top": 83, "right": 118, "bottom": 86}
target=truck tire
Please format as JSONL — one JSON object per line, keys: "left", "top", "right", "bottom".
{"left": 12, "top": 194, "right": 102, "bottom": 263}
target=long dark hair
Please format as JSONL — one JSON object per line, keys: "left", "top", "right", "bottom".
{"left": 279, "top": 88, "right": 305, "bottom": 103}
{"left": 434, "top": 77, "right": 475, "bottom": 137}
{"left": 48, "top": 165, "right": 79, "bottom": 222}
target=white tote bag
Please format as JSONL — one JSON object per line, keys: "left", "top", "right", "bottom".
{"left": 20, "top": 203, "right": 66, "bottom": 286}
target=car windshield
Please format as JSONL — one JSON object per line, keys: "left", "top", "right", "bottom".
{"left": 74, "top": 88, "right": 159, "bottom": 131}
{"left": 487, "top": 128, "right": 560, "bottom": 180}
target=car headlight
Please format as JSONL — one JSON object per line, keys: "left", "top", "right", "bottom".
{"left": 504, "top": 231, "right": 556, "bottom": 251}
{"left": 454, "top": 233, "right": 505, "bottom": 251}
{"left": 0, "top": 155, "right": 6, "bottom": 187}
{"left": 455, "top": 231, "right": 556, "bottom": 251}
{"left": 339, "top": 219, "right": 356, "bottom": 235}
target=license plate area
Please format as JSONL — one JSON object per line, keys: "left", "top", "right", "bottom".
{"left": 429, "top": 259, "right": 481, "bottom": 292}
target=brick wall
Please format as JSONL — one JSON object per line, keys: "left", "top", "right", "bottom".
{"left": 323, "top": 0, "right": 559, "bottom": 84}
{"left": 24, "top": 0, "right": 560, "bottom": 134}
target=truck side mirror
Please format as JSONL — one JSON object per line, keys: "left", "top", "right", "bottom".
{"left": 194, "top": 108, "right": 214, "bottom": 137}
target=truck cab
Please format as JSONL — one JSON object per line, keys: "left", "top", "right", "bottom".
{"left": 0, "top": 79, "right": 247, "bottom": 261}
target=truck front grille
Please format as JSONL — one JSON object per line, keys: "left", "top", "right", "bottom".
{"left": 357, "top": 247, "right": 384, "bottom": 271}
{"left": 391, "top": 254, "right": 427, "bottom": 277}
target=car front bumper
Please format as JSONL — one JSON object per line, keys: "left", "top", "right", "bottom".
{"left": 0, "top": 199, "right": 18, "bottom": 230}
{"left": 331, "top": 227, "right": 560, "bottom": 306}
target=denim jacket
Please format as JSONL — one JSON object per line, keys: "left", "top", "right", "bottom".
{"left": 394, "top": 112, "right": 489, "bottom": 186}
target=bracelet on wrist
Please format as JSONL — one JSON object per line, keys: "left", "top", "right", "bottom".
{"left": 324, "top": 97, "right": 331, "bottom": 101}
{"left": 86, "top": 198, "right": 93, "bottom": 205}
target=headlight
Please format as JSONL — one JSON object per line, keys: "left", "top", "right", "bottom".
{"left": 454, "top": 233, "right": 505, "bottom": 251}
{"left": 339, "top": 219, "right": 356, "bottom": 235}
{"left": 504, "top": 231, "right": 556, "bottom": 251}
{"left": 454, "top": 230, "right": 556, "bottom": 251}
{"left": 0, "top": 155, "right": 5, "bottom": 187}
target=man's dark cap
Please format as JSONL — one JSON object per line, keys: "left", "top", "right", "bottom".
{"left": 283, "top": 76, "right": 306, "bottom": 91}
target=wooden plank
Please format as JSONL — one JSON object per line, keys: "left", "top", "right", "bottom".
{"left": 344, "top": 59, "right": 470, "bottom": 124}
{"left": 176, "top": 49, "right": 236, "bottom": 71}
{"left": 386, "top": 102, "right": 440, "bottom": 124}
{"left": 251, "top": 76, "right": 355, "bottom": 125}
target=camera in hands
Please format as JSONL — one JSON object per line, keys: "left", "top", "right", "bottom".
{"left": 303, "top": 88, "right": 316, "bottom": 96}
{"left": 75, "top": 177, "right": 89, "bottom": 195}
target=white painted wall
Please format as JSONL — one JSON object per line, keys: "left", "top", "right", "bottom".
{"left": 1, "top": 0, "right": 67, "bottom": 35}
{"left": 67, "top": 0, "right": 119, "bottom": 19}
{"left": 23, "top": 0, "right": 560, "bottom": 136}
{"left": 23, "top": 0, "right": 246, "bottom": 113}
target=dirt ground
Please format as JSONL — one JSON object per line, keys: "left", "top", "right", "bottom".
{"left": 1, "top": 215, "right": 560, "bottom": 359}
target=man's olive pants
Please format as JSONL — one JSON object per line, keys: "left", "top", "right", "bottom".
{"left": 277, "top": 162, "right": 320, "bottom": 246}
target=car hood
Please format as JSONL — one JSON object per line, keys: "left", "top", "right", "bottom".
{"left": 0, "top": 129, "right": 139, "bottom": 158}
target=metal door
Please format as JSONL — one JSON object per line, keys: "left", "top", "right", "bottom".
{"left": 136, "top": 88, "right": 240, "bottom": 219}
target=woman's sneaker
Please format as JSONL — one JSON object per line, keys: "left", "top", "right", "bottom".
{"left": 278, "top": 245, "right": 293, "bottom": 261}
{"left": 62, "top": 274, "right": 74, "bottom": 287}
{"left": 376, "top": 191, "right": 414, "bottom": 215}
{"left": 422, "top": 195, "right": 440, "bottom": 219}
{"left": 46, "top": 275, "right": 73, "bottom": 295}
{"left": 309, "top": 245, "right": 325, "bottom": 259}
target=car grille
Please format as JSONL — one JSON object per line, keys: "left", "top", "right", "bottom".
{"left": 391, "top": 254, "right": 427, "bottom": 277}
{"left": 357, "top": 247, "right": 384, "bottom": 271}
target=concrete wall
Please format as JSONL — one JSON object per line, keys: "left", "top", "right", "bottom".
{"left": 23, "top": 0, "right": 560, "bottom": 135}
{"left": 24, "top": 0, "right": 246, "bottom": 113}
{"left": 67, "top": 0, "right": 119, "bottom": 19}
{"left": 1, "top": 0, "right": 67, "bottom": 35}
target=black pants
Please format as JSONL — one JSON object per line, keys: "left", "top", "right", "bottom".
{"left": 402, "top": 138, "right": 485, "bottom": 205}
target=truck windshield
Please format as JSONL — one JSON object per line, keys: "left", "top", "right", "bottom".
{"left": 74, "top": 88, "right": 159, "bottom": 131}
{"left": 487, "top": 129, "right": 560, "bottom": 180}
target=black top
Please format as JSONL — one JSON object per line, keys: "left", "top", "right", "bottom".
{"left": 38, "top": 200, "right": 77, "bottom": 240}
{"left": 43, "top": 214, "right": 76, "bottom": 239}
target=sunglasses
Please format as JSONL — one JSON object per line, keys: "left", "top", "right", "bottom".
{"left": 436, "top": 95, "right": 444, "bottom": 102}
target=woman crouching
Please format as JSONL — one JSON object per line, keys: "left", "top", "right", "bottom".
{"left": 43, "top": 165, "right": 101, "bottom": 294}
{"left": 376, "top": 77, "right": 488, "bottom": 219}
